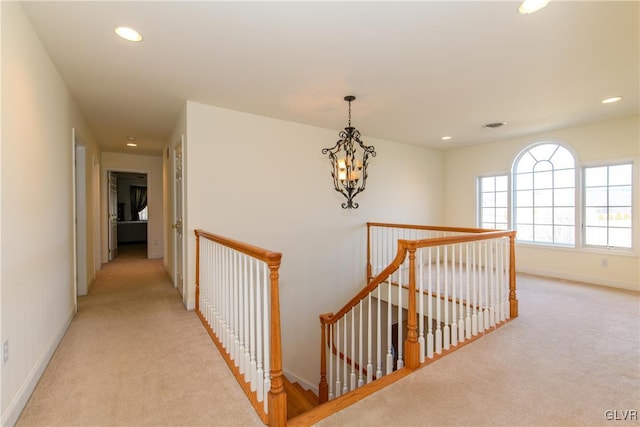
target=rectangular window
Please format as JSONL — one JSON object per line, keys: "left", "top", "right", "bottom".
{"left": 478, "top": 175, "right": 508, "bottom": 230}
{"left": 584, "top": 163, "right": 633, "bottom": 249}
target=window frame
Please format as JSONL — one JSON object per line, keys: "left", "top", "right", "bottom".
{"left": 476, "top": 173, "right": 510, "bottom": 230}
{"left": 511, "top": 141, "right": 579, "bottom": 248}
{"left": 582, "top": 160, "right": 635, "bottom": 252}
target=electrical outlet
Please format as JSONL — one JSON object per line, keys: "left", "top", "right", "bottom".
{"left": 2, "top": 340, "right": 8, "bottom": 365}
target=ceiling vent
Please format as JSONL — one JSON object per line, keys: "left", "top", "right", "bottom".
{"left": 483, "top": 122, "right": 507, "bottom": 129}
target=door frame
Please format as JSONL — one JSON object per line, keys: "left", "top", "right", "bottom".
{"left": 173, "top": 136, "right": 186, "bottom": 300}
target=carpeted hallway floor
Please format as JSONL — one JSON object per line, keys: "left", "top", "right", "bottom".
{"left": 16, "top": 244, "right": 263, "bottom": 427}
{"left": 15, "top": 244, "right": 640, "bottom": 427}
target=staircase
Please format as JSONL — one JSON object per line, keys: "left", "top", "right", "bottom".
{"left": 283, "top": 377, "right": 319, "bottom": 419}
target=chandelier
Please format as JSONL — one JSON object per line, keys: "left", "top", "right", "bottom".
{"left": 322, "top": 96, "right": 376, "bottom": 209}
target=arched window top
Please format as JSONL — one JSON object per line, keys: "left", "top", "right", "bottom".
{"left": 514, "top": 142, "right": 575, "bottom": 174}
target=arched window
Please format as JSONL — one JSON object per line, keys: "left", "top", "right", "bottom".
{"left": 513, "top": 143, "right": 576, "bottom": 246}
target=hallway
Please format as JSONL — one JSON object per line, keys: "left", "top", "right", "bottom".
{"left": 16, "top": 246, "right": 262, "bottom": 426}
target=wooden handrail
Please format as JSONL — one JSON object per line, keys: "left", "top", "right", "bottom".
{"left": 194, "top": 229, "right": 286, "bottom": 427}
{"left": 367, "top": 222, "right": 499, "bottom": 234}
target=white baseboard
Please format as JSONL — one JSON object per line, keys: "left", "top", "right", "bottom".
{"left": 517, "top": 267, "right": 639, "bottom": 292}
{"left": 1, "top": 309, "right": 74, "bottom": 427}
{"left": 185, "top": 298, "right": 195, "bottom": 310}
{"left": 283, "top": 369, "right": 318, "bottom": 396}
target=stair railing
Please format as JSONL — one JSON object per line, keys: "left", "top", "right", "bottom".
{"left": 195, "top": 229, "right": 286, "bottom": 426}
{"left": 319, "top": 224, "right": 518, "bottom": 404}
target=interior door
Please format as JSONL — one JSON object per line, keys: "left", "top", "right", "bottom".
{"left": 173, "top": 140, "right": 184, "bottom": 295}
{"left": 108, "top": 171, "right": 118, "bottom": 260}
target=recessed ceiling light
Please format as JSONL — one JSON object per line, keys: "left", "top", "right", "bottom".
{"left": 127, "top": 136, "right": 136, "bottom": 141}
{"left": 483, "top": 122, "right": 507, "bottom": 129}
{"left": 441, "top": 136, "right": 452, "bottom": 141}
{"left": 601, "top": 96, "right": 623, "bottom": 104}
{"left": 519, "top": 0, "right": 550, "bottom": 14}
{"left": 126, "top": 143, "right": 138, "bottom": 147}
{"left": 115, "top": 26, "right": 142, "bottom": 42}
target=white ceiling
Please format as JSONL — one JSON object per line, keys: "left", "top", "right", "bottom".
{"left": 22, "top": 1, "right": 639, "bottom": 156}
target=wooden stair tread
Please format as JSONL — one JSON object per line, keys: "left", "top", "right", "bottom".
{"left": 283, "top": 376, "right": 319, "bottom": 419}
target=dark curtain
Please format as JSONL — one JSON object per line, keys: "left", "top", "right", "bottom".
{"left": 130, "top": 186, "right": 147, "bottom": 221}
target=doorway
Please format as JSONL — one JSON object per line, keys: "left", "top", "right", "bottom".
{"left": 107, "top": 171, "right": 149, "bottom": 260}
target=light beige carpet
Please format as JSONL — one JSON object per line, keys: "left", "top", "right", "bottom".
{"left": 16, "top": 244, "right": 263, "bottom": 427}
{"left": 317, "top": 275, "right": 640, "bottom": 426}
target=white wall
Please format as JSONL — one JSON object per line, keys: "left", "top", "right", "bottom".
{"left": 183, "top": 100, "right": 443, "bottom": 388}
{"left": 444, "top": 115, "right": 640, "bottom": 291}
{"left": 101, "top": 153, "right": 164, "bottom": 260}
{"left": 1, "top": 3, "right": 101, "bottom": 425}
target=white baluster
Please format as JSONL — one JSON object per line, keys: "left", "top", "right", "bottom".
{"left": 427, "top": 247, "right": 434, "bottom": 359}
{"left": 350, "top": 310, "right": 356, "bottom": 391}
{"left": 489, "top": 240, "right": 496, "bottom": 328}
{"left": 244, "top": 256, "right": 251, "bottom": 379}
{"left": 465, "top": 243, "right": 472, "bottom": 339}
{"left": 435, "top": 247, "right": 442, "bottom": 355}
{"left": 482, "top": 241, "right": 489, "bottom": 331}
{"left": 233, "top": 252, "right": 239, "bottom": 364}
{"left": 451, "top": 244, "right": 458, "bottom": 346}
{"left": 418, "top": 248, "right": 425, "bottom": 363}
{"left": 443, "top": 246, "right": 450, "bottom": 350}
{"left": 397, "top": 266, "right": 403, "bottom": 370}
{"left": 472, "top": 242, "right": 479, "bottom": 336}
{"left": 335, "top": 318, "right": 341, "bottom": 398}
{"left": 238, "top": 254, "right": 245, "bottom": 373}
{"left": 328, "top": 324, "right": 334, "bottom": 400}
{"left": 458, "top": 244, "right": 465, "bottom": 343}
{"left": 386, "top": 278, "right": 393, "bottom": 374}
{"left": 376, "top": 286, "right": 383, "bottom": 379}
{"left": 343, "top": 314, "right": 348, "bottom": 394}
{"left": 366, "top": 293, "right": 373, "bottom": 384}
{"left": 358, "top": 301, "right": 364, "bottom": 388}
{"left": 249, "top": 258, "right": 257, "bottom": 391}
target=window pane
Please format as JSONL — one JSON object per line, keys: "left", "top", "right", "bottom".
{"left": 496, "top": 176, "right": 508, "bottom": 191}
{"left": 516, "top": 207, "right": 533, "bottom": 223}
{"left": 609, "top": 164, "right": 632, "bottom": 186}
{"left": 530, "top": 144, "right": 558, "bottom": 161}
{"left": 535, "top": 225, "right": 553, "bottom": 242}
{"left": 482, "top": 192, "right": 495, "bottom": 206}
{"left": 555, "top": 226, "right": 574, "bottom": 245}
{"left": 482, "top": 176, "right": 495, "bottom": 192}
{"left": 551, "top": 147, "right": 575, "bottom": 169}
{"left": 585, "top": 167, "right": 607, "bottom": 186}
{"left": 534, "top": 207, "right": 553, "bottom": 224}
{"left": 534, "top": 189, "right": 553, "bottom": 206}
{"left": 609, "top": 186, "right": 631, "bottom": 206}
{"left": 534, "top": 171, "right": 553, "bottom": 189}
{"left": 516, "top": 190, "right": 533, "bottom": 207}
{"left": 554, "top": 169, "right": 575, "bottom": 188}
{"left": 496, "top": 191, "right": 508, "bottom": 207}
{"left": 554, "top": 207, "right": 574, "bottom": 225}
{"left": 554, "top": 188, "right": 574, "bottom": 207}
{"left": 517, "top": 224, "right": 533, "bottom": 241}
{"left": 585, "top": 227, "right": 607, "bottom": 246}
{"left": 585, "top": 187, "right": 607, "bottom": 207}
{"left": 534, "top": 160, "right": 553, "bottom": 172}
{"left": 609, "top": 228, "right": 632, "bottom": 248}
{"left": 517, "top": 153, "right": 536, "bottom": 173}
{"left": 496, "top": 208, "right": 508, "bottom": 223}
{"left": 610, "top": 207, "right": 632, "bottom": 227}
{"left": 516, "top": 173, "right": 533, "bottom": 190}
{"left": 482, "top": 208, "right": 495, "bottom": 222}
{"left": 495, "top": 222, "right": 508, "bottom": 230}
{"left": 585, "top": 207, "right": 607, "bottom": 227}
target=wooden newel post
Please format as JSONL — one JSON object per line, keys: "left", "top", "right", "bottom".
{"left": 195, "top": 231, "right": 200, "bottom": 312}
{"left": 509, "top": 233, "right": 518, "bottom": 318}
{"left": 404, "top": 245, "right": 420, "bottom": 370}
{"left": 267, "top": 257, "right": 287, "bottom": 427}
{"left": 318, "top": 313, "right": 332, "bottom": 404}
